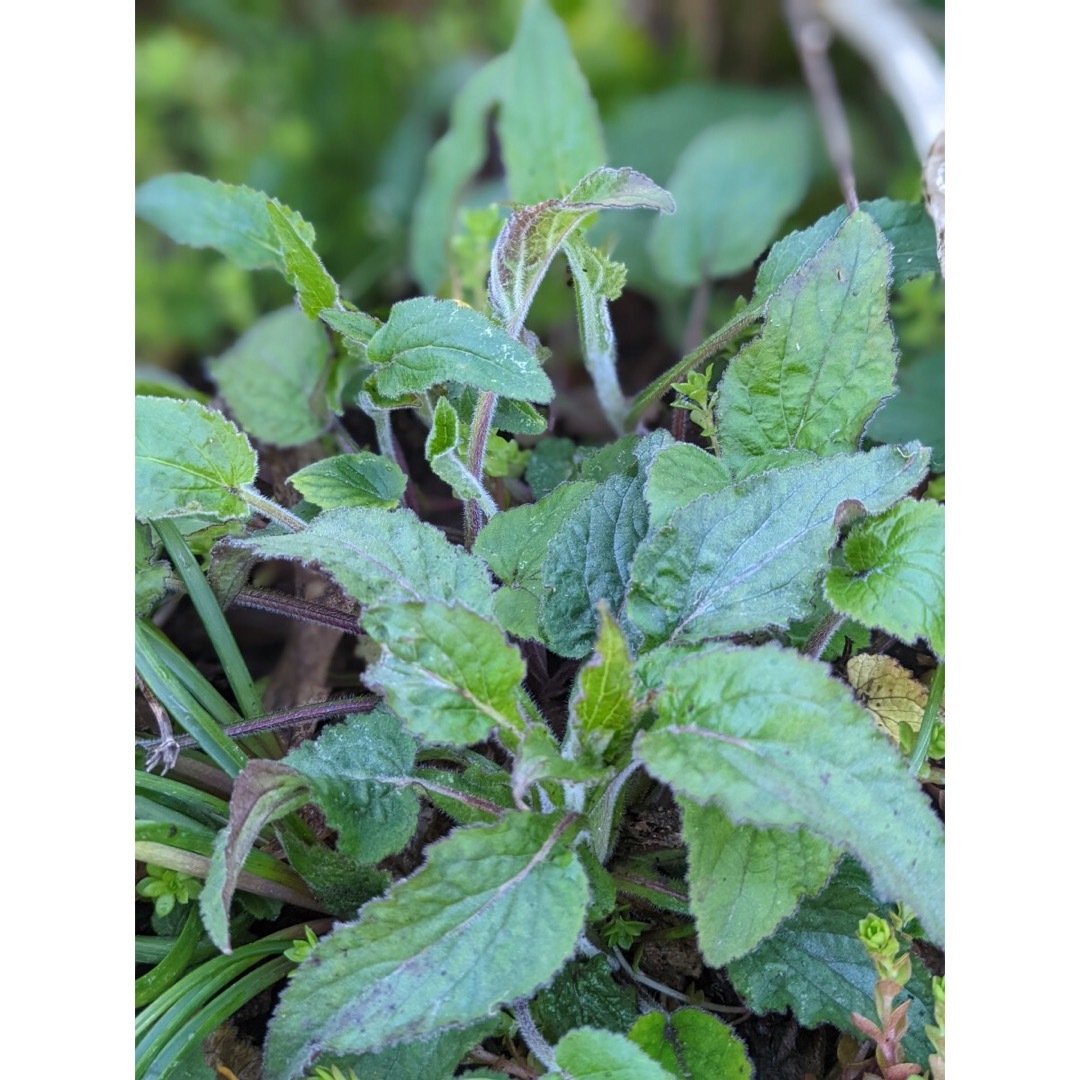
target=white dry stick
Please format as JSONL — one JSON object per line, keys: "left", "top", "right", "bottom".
{"left": 820, "top": 0, "right": 945, "bottom": 275}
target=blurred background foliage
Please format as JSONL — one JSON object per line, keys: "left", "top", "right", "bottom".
{"left": 136, "top": 0, "right": 942, "bottom": 460}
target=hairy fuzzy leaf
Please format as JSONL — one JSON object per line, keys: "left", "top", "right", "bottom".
{"left": 727, "top": 858, "right": 936, "bottom": 1066}
{"left": 277, "top": 830, "right": 389, "bottom": 917}
{"left": 716, "top": 212, "right": 898, "bottom": 471}
{"left": 245, "top": 507, "right": 495, "bottom": 615}
{"left": 475, "top": 480, "right": 596, "bottom": 641}
{"left": 498, "top": 0, "right": 605, "bottom": 205}
{"left": 288, "top": 452, "right": 406, "bottom": 510}
{"left": 135, "top": 173, "right": 312, "bottom": 273}
{"left": 410, "top": 55, "right": 509, "bottom": 294}
{"left": 263, "top": 812, "right": 589, "bottom": 1077}
{"left": 266, "top": 199, "right": 339, "bottom": 317}
{"left": 363, "top": 600, "right": 526, "bottom": 745}
{"left": 635, "top": 645, "right": 945, "bottom": 943}
{"left": 825, "top": 498, "right": 945, "bottom": 658}
{"left": 490, "top": 167, "right": 674, "bottom": 338}
{"left": 200, "top": 761, "right": 311, "bottom": 953}
{"left": 753, "top": 197, "right": 938, "bottom": 305}
{"left": 626, "top": 444, "right": 930, "bottom": 648}
{"left": 319, "top": 307, "right": 381, "bottom": 348}
{"left": 539, "top": 432, "right": 673, "bottom": 658}
{"left": 551, "top": 1027, "right": 678, "bottom": 1080}
{"left": 532, "top": 955, "right": 639, "bottom": 1045}
{"left": 679, "top": 798, "right": 839, "bottom": 968}
{"left": 136, "top": 523, "right": 171, "bottom": 616}
{"left": 285, "top": 709, "right": 420, "bottom": 864}
{"left": 628, "top": 1009, "right": 753, "bottom": 1080}
{"left": 135, "top": 396, "right": 256, "bottom": 523}
{"left": 649, "top": 111, "right": 814, "bottom": 285}
{"left": 425, "top": 396, "right": 497, "bottom": 514}
{"left": 643, "top": 443, "right": 730, "bottom": 529}
{"left": 207, "top": 306, "right": 333, "bottom": 447}
{"left": 367, "top": 297, "right": 553, "bottom": 402}
{"left": 567, "top": 603, "right": 638, "bottom": 765}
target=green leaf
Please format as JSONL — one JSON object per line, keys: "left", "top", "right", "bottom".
{"left": 288, "top": 453, "right": 406, "bottom": 510}
{"left": 414, "top": 764, "right": 514, "bottom": 826}
{"left": 865, "top": 348, "right": 944, "bottom": 470}
{"left": 727, "top": 857, "right": 936, "bottom": 1066}
{"left": 716, "top": 211, "right": 897, "bottom": 471}
{"left": 490, "top": 167, "right": 674, "bottom": 339}
{"left": 201, "top": 761, "right": 312, "bottom": 953}
{"left": 263, "top": 812, "right": 589, "bottom": 1077}
{"left": 206, "top": 306, "right": 333, "bottom": 447}
{"left": 540, "top": 432, "right": 672, "bottom": 658}
{"left": 825, "top": 498, "right": 945, "bottom": 659}
{"left": 532, "top": 955, "right": 639, "bottom": 1045}
{"left": 245, "top": 507, "right": 495, "bottom": 615}
{"left": 679, "top": 798, "right": 839, "bottom": 968}
{"left": 278, "top": 830, "right": 389, "bottom": 917}
{"left": 312, "top": 1018, "right": 502, "bottom": 1080}
{"left": 319, "top": 307, "right": 381, "bottom": 348}
{"left": 526, "top": 437, "right": 581, "bottom": 498}
{"left": 643, "top": 443, "right": 729, "bottom": 530}
{"left": 135, "top": 396, "right": 257, "bottom": 523}
{"left": 136, "top": 172, "right": 313, "bottom": 273}
{"left": 410, "top": 55, "right": 509, "bottom": 294}
{"left": 136, "top": 523, "right": 172, "bottom": 616}
{"left": 567, "top": 603, "right": 638, "bottom": 765}
{"left": 628, "top": 1009, "right": 753, "bottom": 1080}
{"left": 498, "top": 0, "right": 605, "bottom": 205}
{"left": 425, "top": 396, "right": 497, "bottom": 515}
{"left": 550, "top": 1027, "right": 677, "bottom": 1080}
{"left": 475, "top": 480, "right": 596, "bottom": 641}
{"left": 266, "top": 199, "right": 339, "bottom": 317}
{"left": 367, "top": 297, "right": 554, "bottom": 402}
{"left": 649, "top": 111, "right": 814, "bottom": 286}
{"left": 752, "top": 197, "right": 937, "bottom": 306}
{"left": 363, "top": 600, "right": 526, "bottom": 746}
{"left": 634, "top": 644, "right": 945, "bottom": 943}
{"left": 450, "top": 384, "right": 549, "bottom": 436}
{"left": 285, "top": 708, "right": 420, "bottom": 864}
{"left": 626, "top": 443, "right": 930, "bottom": 648}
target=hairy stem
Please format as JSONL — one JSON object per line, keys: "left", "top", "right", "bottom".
{"left": 626, "top": 303, "right": 762, "bottom": 428}
{"left": 513, "top": 998, "right": 558, "bottom": 1072}
{"left": 136, "top": 695, "right": 378, "bottom": 753}
{"left": 802, "top": 609, "right": 847, "bottom": 661}
{"left": 237, "top": 487, "right": 306, "bottom": 532}
{"left": 464, "top": 389, "right": 498, "bottom": 548}
{"left": 231, "top": 587, "right": 360, "bottom": 635}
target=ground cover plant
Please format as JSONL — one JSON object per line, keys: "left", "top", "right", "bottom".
{"left": 135, "top": 2, "right": 945, "bottom": 1077}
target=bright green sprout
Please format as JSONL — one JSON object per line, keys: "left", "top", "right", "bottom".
{"left": 136, "top": 864, "right": 203, "bottom": 918}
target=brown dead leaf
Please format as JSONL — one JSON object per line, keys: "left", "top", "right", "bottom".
{"left": 846, "top": 654, "right": 943, "bottom": 745}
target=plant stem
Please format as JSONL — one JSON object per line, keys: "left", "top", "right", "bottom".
{"left": 231, "top": 587, "right": 361, "bottom": 635}
{"left": 136, "top": 695, "right": 378, "bottom": 753}
{"left": 625, "top": 304, "right": 762, "bottom": 429}
{"left": 238, "top": 486, "right": 306, "bottom": 532}
{"left": 785, "top": 0, "right": 859, "bottom": 212}
{"left": 466, "top": 1047, "right": 537, "bottom": 1080}
{"left": 464, "top": 389, "right": 498, "bottom": 548}
{"left": 802, "top": 609, "right": 847, "bottom": 661}
{"left": 513, "top": 998, "right": 558, "bottom": 1072}
{"left": 611, "top": 947, "right": 748, "bottom": 1016}
{"left": 909, "top": 661, "right": 944, "bottom": 777}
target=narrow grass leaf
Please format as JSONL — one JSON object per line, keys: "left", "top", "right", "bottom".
{"left": 263, "top": 812, "right": 589, "bottom": 1078}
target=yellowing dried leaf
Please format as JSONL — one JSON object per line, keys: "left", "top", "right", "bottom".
{"left": 846, "top": 655, "right": 942, "bottom": 744}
